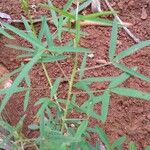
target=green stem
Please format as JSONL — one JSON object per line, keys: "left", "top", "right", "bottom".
{"left": 61, "top": 53, "right": 78, "bottom": 133}
{"left": 41, "top": 63, "right": 62, "bottom": 111}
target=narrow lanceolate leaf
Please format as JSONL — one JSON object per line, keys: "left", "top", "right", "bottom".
{"left": 39, "top": 55, "right": 67, "bottom": 63}
{"left": 3, "top": 23, "right": 45, "bottom": 49}
{"left": 48, "top": 46, "right": 90, "bottom": 53}
{"left": 38, "top": 17, "right": 47, "bottom": 41}
{"left": 63, "top": 0, "right": 92, "bottom": 26}
{"left": 75, "top": 77, "right": 114, "bottom": 87}
{"left": 101, "top": 91, "right": 110, "bottom": 122}
{"left": 95, "top": 126, "right": 111, "bottom": 150}
{"left": 51, "top": 77, "right": 61, "bottom": 99}
{"left": 79, "top": 53, "right": 88, "bottom": 80}
{"left": 0, "top": 48, "right": 45, "bottom": 113}
{"left": 0, "top": 120, "right": 14, "bottom": 133}
{"left": 112, "top": 136, "right": 126, "bottom": 149}
{"left": 109, "top": 19, "right": 119, "bottom": 61}
{"left": 129, "top": 142, "right": 137, "bottom": 150}
{"left": 24, "top": 89, "right": 30, "bottom": 111}
{"left": 41, "top": 4, "right": 75, "bottom": 20}
{"left": 113, "top": 40, "right": 150, "bottom": 61}
{"left": 0, "top": 64, "right": 23, "bottom": 83}
{"left": 0, "top": 87, "right": 27, "bottom": 95}
{"left": 111, "top": 87, "right": 150, "bottom": 100}
{"left": 17, "top": 53, "right": 33, "bottom": 58}
{"left": 79, "top": 11, "right": 115, "bottom": 20}
{"left": 48, "top": 0, "right": 58, "bottom": 27}
{"left": 21, "top": 16, "right": 36, "bottom": 38}
{"left": 0, "top": 28, "right": 14, "bottom": 39}
{"left": 5, "top": 44, "right": 34, "bottom": 52}
{"left": 44, "top": 17, "right": 54, "bottom": 48}
{"left": 75, "top": 120, "right": 88, "bottom": 138}
{"left": 63, "top": 0, "right": 74, "bottom": 10}
{"left": 113, "top": 63, "right": 150, "bottom": 82}
{"left": 108, "top": 67, "right": 137, "bottom": 88}
{"left": 57, "top": 17, "right": 63, "bottom": 40}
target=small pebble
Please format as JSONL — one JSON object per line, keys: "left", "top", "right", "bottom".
{"left": 141, "top": 7, "right": 148, "bottom": 20}
{"left": 88, "top": 53, "right": 94, "bottom": 58}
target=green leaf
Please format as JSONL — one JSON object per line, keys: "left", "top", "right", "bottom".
{"left": 24, "top": 89, "right": 30, "bottom": 111}
{"left": 113, "top": 40, "right": 150, "bottom": 61}
{"left": 41, "top": 4, "right": 75, "bottom": 20}
{"left": 79, "top": 11, "right": 115, "bottom": 20}
{"left": 113, "top": 63, "right": 150, "bottom": 82}
{"left": 145, "top": 146, "right": 150, "bottom": 150}
{"left": 39, "top": 55, "right": 67, "bottom": 63}
{"left": 44, "top": 17, "right": 54, "bottom": 48}
{"left": 129, "top": 142, "right": 136, "bottom": 150}
{"left": 57, "top": 17, "right": 63, "bottom": 40}
{"left": 17, "top": 53, "right": 33, "bottom": 58}
{"left": 51, "top": 77, "right": 61, "bottom": 98}
{"left": 111, "top": 87, "right": 150, "bottom": 100}
{"left": 0, "top": 87, "right": 27, "bottom": 95}
{"left": 109, "top": 19, "right": 118, "bottom": 61}
{"left": 21, "top": 16, "right": 36, "bottom": 38}
{"left": 79, "top": 53, "right": 87, "bottom": 80}
{"left": 108, "top": 68, "right": 137, "bottom": 88}
{"left": 0, "top": 27, "right": 14, "bottom": 39}
{"left": 63, "top": 0, "right": 74, "bottom": 10}
{"left": 75, "top": 120, "right": 88, "bottom": 138}
{"left": 95, "top": 126, "right": 111, "bottom": 150}
{"left": 0, "top": 64, "right": 23, "bottom": 84}
{"left": 75, "top": 20, "right": 81, "bottom": 45}
{"left": 75, "top": 77, "right": 114, "bottom": 87}
{"left": 38, "top": 17, "right": 47, "bottom": 41}
{"left": 0, "top": 119, "right": 14, "bottom": 133}
{"left": 48, "top": 46, "right": 90, "bottom": 53}
{"left": 5, "top": 44, "right": 34, "bottom": 52}
{"left": 3, "top": 23, "right": 45, "bottom": 49}
{"left": 0, "top": 48, "right": 45, "bottom": 113}
{"left": 112, "top": 136, "right": 126, "bottom": 149}
{"left": 101, "top": 92, "right": 110, "bottom": 122}
{"left": 48, "top": 0, "right": 58, "bottom": 27}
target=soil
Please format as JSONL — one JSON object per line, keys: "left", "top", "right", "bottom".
{"left": 0, "top": 0, "right": 150, "bottom": 149}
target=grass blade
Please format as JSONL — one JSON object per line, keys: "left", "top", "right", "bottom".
{"left": 0, "top": 48, "right": 45, "bottom": 113}
{"left": 21, "top": 16, "right": 36, "bottom": 38}
{"left": 24, "top": 89, "right": 30, "bottom": 111}
{"left": 113, "top": 40, "right": 150, "bottom": 61}
{"left": 0, "top": 28, "right": 14, "bottom": 39}
{"left": 101, "top": 92, "right": 110, "bottom": 122}
{"left": 95, "top": 126, "right": 111, "bottom": 149}
{"left": 75, "top": 120, "right": 88, "bottom": 138}
{"left": 79, "top": 53, "right": 87, "bottom": 80}
{"left": 113, "top": 63, "right": 150, "bottom": 82}
{"left": 79, "top": 11, "right": 115, "bottom": 20}
{"left": 50, "top": 77, "right": 61, "bottom": 99}
{"left": 112, "top": 136, "right": 126, "bottom": 149}
{"left": 5, "top": 44, "right": 34, "bottom": 52}
{"left": 47, "top": 0, "right": 58, "bottom": 27}
{"left": 111, "top": 87, "right": 150, "bottom": 100}
{"left": 109, "top": 19, "right": 118, "bottom": 61}
{"left": 39, "top": 55, "right": 67, "bottom": 63}
{"left": 129, "top": 142, "right": 137, "bottom": 150}
{"left": 48, "top": 46, "right": 90, "bottom": 53}
{"left": 3, "top": 23, "right": 45, "bottom": 49}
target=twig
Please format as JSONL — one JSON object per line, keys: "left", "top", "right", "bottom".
{"left": 104, "top": 0, "right": 140, "bottom": 43}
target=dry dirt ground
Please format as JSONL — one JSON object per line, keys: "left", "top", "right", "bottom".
{"left": 0, "top": 0, "right": 150, "bottom": 149}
